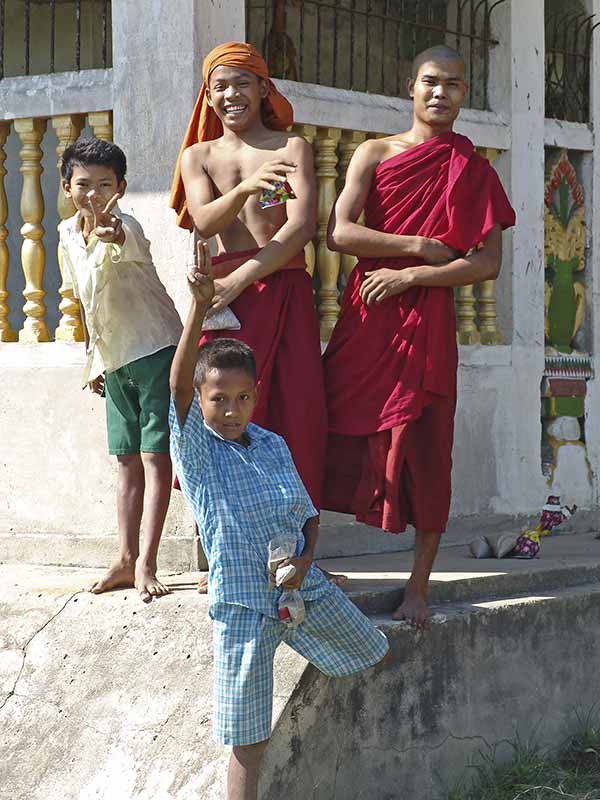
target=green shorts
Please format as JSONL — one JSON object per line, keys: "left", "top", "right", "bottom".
{"left": 104, "top": 346, "right": 176, "bottom": 456}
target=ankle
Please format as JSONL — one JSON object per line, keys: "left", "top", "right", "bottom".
{"left": 136, "top": 556, "right": 157, "bottom": 572}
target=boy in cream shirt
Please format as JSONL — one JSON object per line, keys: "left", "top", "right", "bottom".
{"left": 59, "top": 138, "right": 182, "bottom": 601}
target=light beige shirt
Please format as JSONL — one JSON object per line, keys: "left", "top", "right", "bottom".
{"left": 59, "top": 210, "right": 182, "bottom": 387}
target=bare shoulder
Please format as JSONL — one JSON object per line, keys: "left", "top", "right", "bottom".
{"left": 180, "top": 140, "right": 213, "bottom": 171}
{"left": 351, "top": 138, "right": 392, "bottom": 169}
{"left": 282, "top": 132, "right": 313, "bottom": 161}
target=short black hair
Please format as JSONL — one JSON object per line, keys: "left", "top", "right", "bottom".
{"left": 194, "top": 338, "right": 257, "bottom": 387}
{"left": 411, "top": 45, "right": 465, "bottom": 79}
{"left": 61, "top": 138, "right": 127, "bottom": 184}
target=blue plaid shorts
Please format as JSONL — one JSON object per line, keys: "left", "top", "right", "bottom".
{"left": 211, "top": 587, "right": 389, "bottom": 745}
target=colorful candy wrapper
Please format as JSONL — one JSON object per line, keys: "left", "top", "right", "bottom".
{"left": 511, "top": 495, "right": 577, "bottom": 559}
{"left": 258, "top": 180, "right": 297, "bottom": 209}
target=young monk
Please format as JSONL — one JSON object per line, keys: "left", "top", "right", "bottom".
{"left": 323, "top": 45, "right": 516, "bottom": 626}
{"left": 170, "top": 41, "right": 344, "bottom": 588}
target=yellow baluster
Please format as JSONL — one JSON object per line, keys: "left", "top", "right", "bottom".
{"left": 88, "top": 111, "right": 113, "bottom": 142}
{"left": 475, "top": 147, "right": 502, "bottom": 344}
{"left": 293, "top": 123, "right": 317, "bottom": 277}
{"left": 315, "top": 127, "right": 341, "bottom": 340}
{"left": 456, "top": 285, "right": 480, "bottom": 345}
{"left": 0, "top": 121, "right": 17, "bottom": 342}
{"left": 53, "top": 114, "right": 85, "bottom": 342}
{"left": 478, "top": 280, "right": 502, "bottom": 344}
{"left": 338, "top": 130, "right": 366, "bottom": 281}
{"left": 15, "top": 117, "right": 50, "bottom": 343}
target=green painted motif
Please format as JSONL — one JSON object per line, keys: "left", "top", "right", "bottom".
{"left": 544, "top": 151, "right": 585, "bottom": 355}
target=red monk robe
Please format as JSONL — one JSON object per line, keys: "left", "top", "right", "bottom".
{"left": 323, "top": 131, "right": 515, "bottom": 533}
{"left": 200, "top": 249, "right": 326, "bottom": 507}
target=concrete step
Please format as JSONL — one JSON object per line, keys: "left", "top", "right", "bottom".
{"left": 318, "top": 530, "right": 600, "bottom": 614}
{"left": 1, "top": 508, "right": 597, "bottom": 569}
{"left": 3, "top": 537, "right": 600, "bottom": 800}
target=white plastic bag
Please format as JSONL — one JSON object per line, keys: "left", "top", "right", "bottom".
{"left": 201, "top": 306, "right": 241, "bottom": 331}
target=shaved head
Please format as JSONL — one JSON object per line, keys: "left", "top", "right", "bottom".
{"left": 411, "top": 45, "right": 465, "bottom": 79}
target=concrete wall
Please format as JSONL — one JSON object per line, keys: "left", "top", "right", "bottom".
{"left": 260, "top": 583, "right": 600, "bottom": 799}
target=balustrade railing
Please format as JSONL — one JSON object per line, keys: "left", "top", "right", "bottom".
{"left": 0, "top": 114, "right": 501, "bottom": 346}
{"left": 0, "top": 110, "right": 113, "bottom": 344}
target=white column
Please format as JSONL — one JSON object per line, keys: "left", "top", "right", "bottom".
{"left": 110, "top": 0, "right": 245, "bottom": 308}
{"left": 584, "top": 0, "right": 600, "bottom": 505}
{"left": 502, "top": 0, "right": 547, "bottom": 508}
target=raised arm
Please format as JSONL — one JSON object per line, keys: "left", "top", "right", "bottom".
{"left": 327, "top": 140, "right": 455, "bottom": 264}
{"left": 360, "top": 224, "right": 503, "bottom": 305}
{"left": 169, "top": 242, "right": 215, "bottom": 426}
{"left": 181, "top": 144, "right": 296, "bottom": 240}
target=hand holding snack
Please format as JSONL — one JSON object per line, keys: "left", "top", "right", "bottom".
{"left": 258, "top": 180, "right": 297, "bottom": 209}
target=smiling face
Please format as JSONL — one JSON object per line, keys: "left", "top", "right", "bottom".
{"left": 62, "top": 163, "right": 125, "bottom": 222}
{"left": 408, "top": 59, "right": 467, "bottom": 130}
{"left": 206, "top": 66, "right": 269, "bottom": 132}
{"left": 197, "top": 366, "right": 258, "bottom": 443}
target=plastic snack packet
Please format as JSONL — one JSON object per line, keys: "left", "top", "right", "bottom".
{"left": 278, "top": 590, "right": 305, "bottom": 627}
{"left": 511, "top": 495, "right": 577, "bottom": 559}
{"left": 268, "top": 535, "right": 297, "bottom": 588}
{"left": 258, "top": 180, "right": 297, "bottom": 209}
{"left": 201, "top": 306, "right": 241, "bottom": 331}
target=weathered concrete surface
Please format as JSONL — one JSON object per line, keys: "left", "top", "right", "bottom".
{"left": 0, "top": 565, "right": 305, "bottom": 800}
{"left": 320, "top": 531, "right": 600, "bottom": 613}
{"left": 3, "top": 535, "right": 600, "bottom": 799}
{"left": 261, "top": 583, "right": 600, "bottom": 800}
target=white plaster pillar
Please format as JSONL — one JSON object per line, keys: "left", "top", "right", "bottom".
{"left": 500, "top": 0, "right": 547, "bottom": 509}
{"left": 109, "top": 0, "right": 245, "bottom": 312}
{"left": 583, "top": 0, "right": 600, "bottom": 505}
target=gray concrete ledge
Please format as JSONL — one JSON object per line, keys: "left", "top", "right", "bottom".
{"left": 0, "top": 533, "right": 204, "bottom": 572}
{"left": 321, "top": 530, "right": 600, "bottom": 614}
{"left": 0, "top": 69, "right": 113, "bottom": 120}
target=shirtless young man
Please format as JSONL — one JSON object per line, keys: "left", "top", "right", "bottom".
{"left": 323, "top": 45, "right": 515, "bottom": 625}
{"left": 171, "top": 42, "right": 344, "bottom": 590}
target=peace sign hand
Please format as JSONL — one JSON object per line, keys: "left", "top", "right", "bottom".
{"left": 187, "top": 241, "right": 215, "bottom": 307}
{"left": 86, "top": 191, "right": 124, "bottom": 243}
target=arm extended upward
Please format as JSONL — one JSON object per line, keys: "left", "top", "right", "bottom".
{"left": 327, "top": 140, "right": 456, "bottom": 263}
{"left": 169, "top": 243, "right": 214, "bottom": 427}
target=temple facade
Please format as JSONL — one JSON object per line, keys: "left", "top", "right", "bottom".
{"left": 1, "top": 0, "right": 599, "bottom": 566}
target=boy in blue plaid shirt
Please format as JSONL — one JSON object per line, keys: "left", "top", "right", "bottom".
{"left": 169, "top": 242, "right": 389, "bottom": 800}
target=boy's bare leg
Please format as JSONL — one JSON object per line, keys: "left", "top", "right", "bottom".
{"left": 89, "top": 453, "right": 144, "bottom": 593}
{"left": 227, "top": 741, "right": 268, "bottom": 800}
{"left": 392, "top": 531, "right": 442, "bottom": 627}
{"left": 136, "top": 451, "right": 172, "bottom": 602}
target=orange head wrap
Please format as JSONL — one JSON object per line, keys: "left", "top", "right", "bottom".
{"left": 169, "top": 41, "right": 294, "bottom": 230}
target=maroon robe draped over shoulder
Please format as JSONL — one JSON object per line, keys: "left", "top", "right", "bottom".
{"left": 322, "top": 131, "right": 515, "bottom": 533}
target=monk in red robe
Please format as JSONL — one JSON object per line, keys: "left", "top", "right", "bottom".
{"left": 171, "top": 42, "right": 344, "bottom": 589}
{"left": 324, "top": 45, "right": 516, "bottom": 625}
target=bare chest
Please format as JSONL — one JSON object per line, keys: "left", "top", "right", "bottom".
{"left": 206, "top": 148, "right": 288, "bottom": 195}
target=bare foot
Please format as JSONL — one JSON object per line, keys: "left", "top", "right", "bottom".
{"left": 135, "top": 559, "right": 171, "bottom": 603}
{"left": 392, "top": 581, "right": 429, "bottom": 628}
{"left": 319, "top": 567, "right": 348, "bottom": 587}
{"left": 197, "top": 571, "right": 209, "bottom": 594}
{"left": 89, "top": 560, "right": 135, "bottom": 594}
